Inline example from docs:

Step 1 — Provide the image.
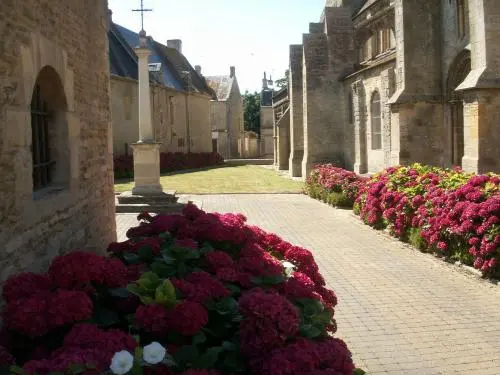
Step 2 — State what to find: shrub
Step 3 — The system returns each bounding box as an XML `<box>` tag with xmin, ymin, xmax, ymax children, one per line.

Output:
<box><xmin>0</xmin><ymin>204</ymin><xmax>362</xmax><ymax>375</ymax></box>
<box><xmin>305</xmin><ymin>164</ymin><xmax>368</xmax><ymax>208</ymax></box>
<box><xmin>114</xmin><ymin>152</ymin><xmax>225</xmax><ymax>179</ymax></box>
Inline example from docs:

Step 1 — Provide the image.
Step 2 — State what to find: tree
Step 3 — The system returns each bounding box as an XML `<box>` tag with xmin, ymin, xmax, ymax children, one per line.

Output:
<box><xmin>275</xmin><ymin>69</ymin><xmax>289</xmax><ymax>89</ymax></box>
<box><xmin>243</xmin><ymin>91</ymin><xmax>261</xmax><ymax>134</ymax></box>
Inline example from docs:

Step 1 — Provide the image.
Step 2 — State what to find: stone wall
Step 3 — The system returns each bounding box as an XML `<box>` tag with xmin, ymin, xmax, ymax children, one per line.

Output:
<box><xmin>111</xmin><ymin>76</ymin><xmax>211</xmax><ymax>156</ymax></box>
<box><xmin>289</xmin><ymin>45</ymin><xmax>304</xmax><ymax>177</ymax></box>
<box><xmin>227</xmin><ymin>80</ymin><xmax>244</xmax><ymax>158</ymax></box>
<box><xmin>0</xmin><ymin>0</ymin><xmax>115</xmax><ymax>283</ymax></box>
<box><xmin>260</xmin><ymin>107</ymin><xmax>274</xmax><ymax>157</ymax></box>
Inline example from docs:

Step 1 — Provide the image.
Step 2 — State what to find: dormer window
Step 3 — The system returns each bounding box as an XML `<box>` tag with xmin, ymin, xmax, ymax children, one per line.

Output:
<box><xmin>360</xmin><ymin>28</ymin><xmax>395</xmax><ymax>64</ymax></box>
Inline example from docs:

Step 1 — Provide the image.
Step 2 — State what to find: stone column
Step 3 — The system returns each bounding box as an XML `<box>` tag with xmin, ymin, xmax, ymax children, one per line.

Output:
<box><xmin>388</xmin><ymin>0</ymin><xmax>444</xmax><ymax>166</ymax></box>
<box><xmin>301</xmin><ymin>7</ymin><xmax>356</xmax><ymax>178</ymax></box>
<box><xmin>456</xmin><ymin>0</ymin><xmax>500</xmax><ymax>173</ymax></box>
<box><xmin>352</xmin><ymin>81</ymin><xmax>367</xmax><ymax>174</ymax></box>
<box><xmin>132</xmin><ymin>31</ymin><xmax>162</xmax><ymax>195</ymax></box>
<box><xmin>288</xmin><ymin>45</ymin><xmax>304</xmax><ymax>177</ymax></box>
<box><xmin>277</xmin><ymin>109</ymin><xmax>291</xmax><ymax>170</ymax></box>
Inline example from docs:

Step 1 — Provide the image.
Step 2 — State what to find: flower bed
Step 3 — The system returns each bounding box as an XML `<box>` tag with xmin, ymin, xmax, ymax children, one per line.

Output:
<box><xmin>114</xmin><ymin>152</ymin><xmax>224</xmax><ymax>179</ymax></box>
<box><xmin>356</xmin><ymin>164</ymin><xmax>500</xmax><ymax>276</ymax></box>
<box><xmin>305</xmin><ymin>164</ymin><xmax>368</xmax><ymax>208</ymax></box>
<box><xmin>305</xmin><ymin>163</ymin><xmax>500</xmax><ymax>277</ymax></box>
<box><xmin>0</xmin><ymin>204</ymin><xmax>363</xmax><ymax>375</ymax></box>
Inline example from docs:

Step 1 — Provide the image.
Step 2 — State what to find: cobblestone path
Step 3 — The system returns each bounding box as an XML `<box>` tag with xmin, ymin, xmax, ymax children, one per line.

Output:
<box><xmin>116</xmin><ymin>194</ymin><xmax>500</xmax><ymax>375</ymax></box>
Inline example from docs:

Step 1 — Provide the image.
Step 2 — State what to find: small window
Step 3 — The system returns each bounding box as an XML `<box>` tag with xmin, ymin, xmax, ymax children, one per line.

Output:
<box><xmin>169</xmin><ymin>96</ymin><xmax>175</xmax><ymax>124</ymax></box>
<box><xmin>31</xmin><ymin>84</ymin><xmax>54</xmax><ymax>191</ymax></box>
<box><xmin>371</xmin><ymin>33</ymin><xmax>379</xmax><ymax>58</ymax></box>
<box><xmin>177</xmin><ymin>137</ymin><xmax>185</xmax><ymax>148</ymax></box>
<box><xmin>371</xmin><ymin>91</ymin><xmax>382</xmax><ymax>150</ymax></box>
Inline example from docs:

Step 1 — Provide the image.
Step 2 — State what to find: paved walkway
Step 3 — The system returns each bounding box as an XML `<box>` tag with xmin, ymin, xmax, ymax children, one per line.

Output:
<box><xmin>116</xmin><ymin>194</ymin><xmax>500</xmax><ymax>375</ymax></box>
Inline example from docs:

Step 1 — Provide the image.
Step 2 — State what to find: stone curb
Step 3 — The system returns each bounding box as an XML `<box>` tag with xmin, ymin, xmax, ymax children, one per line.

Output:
<box><xmin>306</xmin><ymin>195</ymin><xmax>500</xmax><ymax>287</ymax></box>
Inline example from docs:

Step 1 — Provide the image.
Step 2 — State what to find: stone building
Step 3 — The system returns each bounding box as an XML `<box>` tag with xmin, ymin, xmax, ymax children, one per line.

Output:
<box><xmin>206</xmin><ymin>67</ymin><xmax>244</xmax><ymax>159</ymax></box>
<box><xmin>272</xmin><ymin>87</ymin><xmax>290</xmax><ymax>170</ymax></box>
<box><xmin>285</xmin><ymin>0</ymin><xmax>500</xmax><ymax>178</ymax></box>
<box><xmin>260</xmin><ymin>72</ymin><xmax>275</xmax><ymax>158</ymax></box>
<box><xmin>109</xmin><ymin>21</ymin><xmax>215</xmax><ymax>156</ymax></box>
<box><xmin>0</xmin><ymin>0</ymin><xmax>115</xmax><ymax>282</ymax></box>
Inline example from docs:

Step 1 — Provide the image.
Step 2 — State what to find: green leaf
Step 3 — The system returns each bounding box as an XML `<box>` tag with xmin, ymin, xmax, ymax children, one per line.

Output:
<box><xmin>139</xmin><ymin>295</ymin><xmax>155</xmax><ymax>305</ymax></box>
<box><xmin>69</xmin><ymin>364</ymin><xmax>86</xmax><ymax>374</ymax></box>
<box><xmin>354</xmin><ymin>369</ymin><xmax>367</xmax><ymax>375</ymax></box>
<box><xmin>123</xmin><ymin>252</ymin><xmax>141</xmax><ymax>264</ymax></box>
<box><xmin>151</xmin><ymin>262</ymin><xmax>176</xmax><ymax>278</ymax></box>
<box><xmin>194</xmin><ymin>346</ymin><xmax>224</xmax><ymax>369</ymax></box>
<box><xmin>108</xmin><ymin>287</ymin><xmax>132</xmax><ymax>298</ymax></box>
<box><xmin>251</xmin><ymin>274</ymin><xmax>285</xmax><ymax>286</ymax></box>
<box><xmin>129</xmin><ymin>362</ymin><xmax>143</xmax><ymax>375</ymax></box>
<box><xmin>135</xmin><ymin>347</ymin><xmax>144</xmax><ymax>362</ymax></box>
<box><xmin>138</xmin><ymin>272</ymin><xmax>161</xmax><ymax>291</ymax></box>
<box><xmin>222</xmin><ymin>341</ymin><xmax>238</xmax><ymax>351</ymax></box>
<box><xmin>93</xmin><ymin>307</ymin><xmax>120</xmax><ymax>327</ymax></box>
<box><xmin>138</xmin><ymin>246</ymin><xmax>155</xmax><ymax>262</ymax></box>
<box><xmin>300</xmin><ymin>324</ymin><xmax>322</xmax><ymax>338</ymax></box>
<box><xmin>127</xmin><ymin>283</ymin><xmax>146</xmax><ymax>297</ymax></box>
<box><xmin>9</xmin><ymin>366</ymin><xmax>26</xmax><ymax>375</ymax></box>
<box><xmin>173</xmin><ymin>345</ymin><xmax>199</xmax><ymax>364</ymax></box>
<box><xmin>155</xmin><ymin>279</ymin><xmax>177</xmax><ymax>307</ymax></box>
<box><xmin>192</xmin><ymin>331</ymin><xmax>207</xmax><ymax>345</ymax></box>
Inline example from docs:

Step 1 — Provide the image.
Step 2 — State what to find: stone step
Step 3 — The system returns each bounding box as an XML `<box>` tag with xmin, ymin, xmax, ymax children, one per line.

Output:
<box><xmin>115</xmin><ymin>202</ymin><xmax>185</xmax><ymax>214</ymax></box>
<box><xmin>117</xmin><ymin>191</ymin><xmax>178</xmax><ymax>204</ymax></box>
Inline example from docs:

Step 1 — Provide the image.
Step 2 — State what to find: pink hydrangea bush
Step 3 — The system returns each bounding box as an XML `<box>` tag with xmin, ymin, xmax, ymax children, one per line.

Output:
<box><xmin>355</xmin><ymin>164</ymin><xmax>500</xmax><ymax>276</ymax></box>
<box><xmin>0</xmin><ymin>204</ymin><xmax>362</xmax><ymax>375</ymax></box>
<box><xmin>306</xmin><ymin>164</ymin><xmax>368</xmax><ymax>208</ymax></box>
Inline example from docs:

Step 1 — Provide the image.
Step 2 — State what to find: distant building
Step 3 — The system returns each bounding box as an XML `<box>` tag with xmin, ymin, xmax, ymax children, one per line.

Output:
<box><xmin>260</xmin><ymin>72</ymin><xmax>274</xmax><ymax>158</ymax></box>
<box><xmin>108</xmin><ymin>19</ymin><xmax>215</xmax><ymax>156</ymax></box>
<box><xmin>205</xmin><ymin>67</ymin><xmax>244</xmax><ymax>159</ymax></box>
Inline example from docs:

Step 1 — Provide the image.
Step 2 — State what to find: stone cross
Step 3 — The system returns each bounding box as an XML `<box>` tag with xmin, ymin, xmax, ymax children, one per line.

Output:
<box><xmin>132</xmin><ymin>0</ymin><xmax>153</xmax><ymax>32</ymax></box>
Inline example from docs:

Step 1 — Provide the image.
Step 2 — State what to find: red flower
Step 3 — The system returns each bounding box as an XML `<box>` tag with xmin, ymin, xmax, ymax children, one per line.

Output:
<box><xmin>283</xmin><ymin>272</ymin><xmax>317</xmax><ymax>300</ymax></box>
<box><xmin>205</xmin><ymin>251</ymin><xmax>236</xmax><ymax>270</ymax></box>
<box><xmin>239</xmin><ymin>288</ymin><xmax>299</xmax><ymax>356</ymax></box>
<box><xmin>183</xmin><ymin>202</ymin><xmax>205</xmax><ymax>220</ymax></box>
<box><xmin>2</xmin><ymin>272</ymin><xmax>52</xmax><ymax>303</ymax></box>
<box><xmin>180</xmin><ymin>370</ymin><xmax>222</xmax><ymax>375</ymax></box>
<box><xmin>63</xmin><ymin>324</ymin><xmax>137</xmax><ymax>354</ymax></box>
<box><xmin>47</xmin><ymin>291</ymin><xmax>93</xmax><ymax>329</ymax></box>
<box><xmin>107</xmin><ymin>240</ymin><xmax>136</xmax><ymax>255</ymax></box>
<box><xmin>172</xmin><ymin>272</ymin><xmax>230</xmax><ymax>303</ymax></box>
<box><xmin>167</xmin><ymin>301</ymin><xmax>208</xmax><ymax>336</ymax></box>
<box><xmin>4</xmin><ymin>293</ymin><xmax>49</xmax><ymax>337</ymax></box>
<box><xmin>239</xmin><ymin>243</ymin><xmax>283</xmax><ymax>277</ymax></box>
<box><xmin>135</xmin><ymin>304</ymin><xmax>169</xmax><ymax>336</ymax></box>
<box><xmin>48</xmin><ymin>251</ymin><xmax>105</xmax><ymax>289</ymax></box>
<box><xmin>102</xmin><ymin>258</ymin><xmax>129</xmax><ymax>288</ymax></box>
<box><xmin>0</xmin><ymin>345</ymin><xmax>14</xmax><ymax>365</ymax></box>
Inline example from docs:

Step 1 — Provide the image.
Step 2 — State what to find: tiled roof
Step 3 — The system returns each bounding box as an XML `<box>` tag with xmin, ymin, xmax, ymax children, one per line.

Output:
<box><xmin>205</xmin><ymin>75</ymin><xmax>234</xmax><ymax>101</ymax></box>
<box><xmin>108</xmin><ymin>23</ymin><xmax>215</xmax><ymax>98</ymax></box>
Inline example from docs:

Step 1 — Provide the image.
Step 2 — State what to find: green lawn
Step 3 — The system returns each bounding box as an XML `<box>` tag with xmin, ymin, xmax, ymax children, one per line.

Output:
<box><xmin>114</xmin><ymin>165</ymin><xmax>304</xmax><ymax>194</ymax></box>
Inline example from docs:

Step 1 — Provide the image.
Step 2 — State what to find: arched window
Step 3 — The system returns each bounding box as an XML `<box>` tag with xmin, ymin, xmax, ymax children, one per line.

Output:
<box><xmin>30</xmin><ymin>66</ymin><xmax>68</xmax><ymax>192</ymax></box>
<box><xmin>457</xmin><ymin>0</ymin><xmax>468</xmax><ymax>39</ymax></box>
<box><xmin>371</xmin><ymin>91</ymin><xmax>382</xmax><ymax>150</ymax></box>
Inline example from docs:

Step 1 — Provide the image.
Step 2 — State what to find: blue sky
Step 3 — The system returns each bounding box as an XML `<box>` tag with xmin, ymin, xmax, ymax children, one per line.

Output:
<box><xmin>108</xmin><ymin>0</ymin><xmax>326</xmax><ymax>93</ymax></box>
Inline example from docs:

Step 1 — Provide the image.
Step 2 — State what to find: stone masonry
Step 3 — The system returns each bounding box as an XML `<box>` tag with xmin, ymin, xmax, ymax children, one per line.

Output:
<box><xmin>284</xmin><ymin>0</ymin><xmax>500</xmax><ymax>179</ymax></box>
<box><xmin>0</xmin><ymin>0</ymin><xmax>116</xmax><ymax>283</ymax></box>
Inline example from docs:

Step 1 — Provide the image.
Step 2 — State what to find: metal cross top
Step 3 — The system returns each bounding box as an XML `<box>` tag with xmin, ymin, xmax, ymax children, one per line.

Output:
<box><xmin>132</xmin><ymin>0</ymin><xmax>153</xmax><ymax>31</ymax></box>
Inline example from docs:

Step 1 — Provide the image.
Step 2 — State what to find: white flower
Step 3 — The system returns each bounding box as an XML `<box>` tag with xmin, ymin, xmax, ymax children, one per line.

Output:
<box><xmin>143</xmin><ymin>342</ymin><xmax>167</xmax><ymax>365</ymax></box>
<box><xmin>282</xmin><ymin>261</ymin><xmax>295</xmax><ymax>269</ymax></box>
<box><xmin>110</xmin><ymin>351</ymin><xmax>134</xmax><ymax>375</ymax></box>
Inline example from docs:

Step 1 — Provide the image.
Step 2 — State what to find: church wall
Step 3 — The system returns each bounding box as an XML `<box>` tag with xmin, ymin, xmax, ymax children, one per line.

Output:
<box><xmin>0</xmin><ymin>0</ymin><xmax>115</xmax><ymax>283</ymax></box>
<box><xmin>345</xmin><ymin>60</ymin><xmax>396</xmax><ymax>173</ymax></box>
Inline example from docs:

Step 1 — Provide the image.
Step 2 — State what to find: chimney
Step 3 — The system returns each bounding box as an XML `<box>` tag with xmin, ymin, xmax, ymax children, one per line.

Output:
<box><xmin>195</xmin><ymin>65</ymin><xmax>202</xmax><ymax>75</ymax></box>
<box><xmin>167</xmin><ymin>39</ymin><xmax>182</xmax><ymax>53</ymax></box>
<box><xmin>230</xmin><ymin>66</ymin><xmax>235</xmax><ymax>78</ymax></box>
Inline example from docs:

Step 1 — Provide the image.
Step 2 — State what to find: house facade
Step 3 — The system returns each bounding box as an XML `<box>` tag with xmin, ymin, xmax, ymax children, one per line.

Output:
<box><xmin>206</xmin><ymin>67</ymin><xmax>244</xmax><ymax>159</ymax></box>
<box><xmin>109</xmin><ymin>21</ymin><xmax>215</xmax><ymax>157</ymax></box>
